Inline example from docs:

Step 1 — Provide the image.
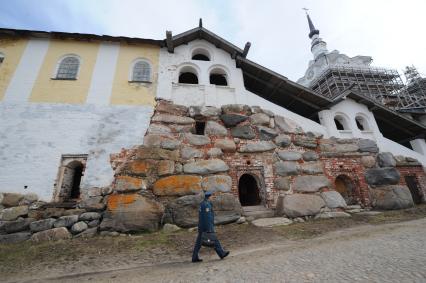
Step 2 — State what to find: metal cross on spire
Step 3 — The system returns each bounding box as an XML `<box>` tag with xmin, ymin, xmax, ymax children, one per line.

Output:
<box><xmin>302</xmin><ymin>7</ymin><xmax>309</xmax><ymax>15</ymax></box>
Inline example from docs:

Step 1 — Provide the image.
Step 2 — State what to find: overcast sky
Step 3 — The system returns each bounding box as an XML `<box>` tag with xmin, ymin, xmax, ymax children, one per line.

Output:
<box><xmin>1</xmin><ymin>0</ymin><xmax>425</xmax><ymax>81</ymax></box>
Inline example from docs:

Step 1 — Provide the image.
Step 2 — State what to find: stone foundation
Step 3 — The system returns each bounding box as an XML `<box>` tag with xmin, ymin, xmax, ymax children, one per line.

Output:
<box><xmin>1</xmin><ymin>99</ymin><xmax>426</xmax><ymax>242</ymax></box>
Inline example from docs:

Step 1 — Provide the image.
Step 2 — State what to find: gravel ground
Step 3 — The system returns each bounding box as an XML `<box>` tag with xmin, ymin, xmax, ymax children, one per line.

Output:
<box><xmin>29</xmin><ymin>218</ymin><xmax>426</xmax><ymax>283</ymax></box>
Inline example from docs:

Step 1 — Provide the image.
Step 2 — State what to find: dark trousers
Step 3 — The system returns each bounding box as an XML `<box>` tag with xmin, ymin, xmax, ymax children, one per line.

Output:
<box><xmin>192</xmin><ymin>232</ymin><xmax>226</xmax><ymax>260</ymax></box>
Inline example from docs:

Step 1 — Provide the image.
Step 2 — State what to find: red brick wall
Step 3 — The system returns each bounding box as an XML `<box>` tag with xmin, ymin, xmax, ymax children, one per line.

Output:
<box><xmin>397</xmin><ymin>165</ymin><xmax>426</xmax><ymax>202</ymax></box>
<box><xmin>322</xmin><ymin>156</ymin><xmax>371</xmax><ymax>206</ymax></box>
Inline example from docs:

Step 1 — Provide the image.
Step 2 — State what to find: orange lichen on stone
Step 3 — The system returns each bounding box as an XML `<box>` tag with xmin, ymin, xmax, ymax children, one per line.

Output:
<box><xmin>107</xmin><ymin>194</ymin><xmax>138</xmax><ymax>211</ymax></box>
<box><xmin>153</xmin><ymin>175</ymin><xmax>202</xmax><ymax>196</ymax></box>
<box><xmin>115</xmin><ymin>175</ymin><xmax>144</xmax><ymax>188</ymax></box>
<box><xmin>125</xmin><ymin>159</ymin><xmax>157</xmax><ymax>176</ymax></box>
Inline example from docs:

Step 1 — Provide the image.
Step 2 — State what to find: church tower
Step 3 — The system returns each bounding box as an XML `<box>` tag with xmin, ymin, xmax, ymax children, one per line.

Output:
<box><xmin>306</xmin><ymin>12</ymin><xmax>328</xmax><ymax>60</ymax></box>
<box><xmin>297</xmin><ymin>11</ymin><xmax>422</xmax><ymax>113</ymax></box>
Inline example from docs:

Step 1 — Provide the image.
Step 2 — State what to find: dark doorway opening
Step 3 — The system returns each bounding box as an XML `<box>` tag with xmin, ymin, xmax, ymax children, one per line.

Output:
<box><xmin>70</xmin><ymin>163</ymin><xmax>83</xmax><ymax>199</ymax></box>
<box><xmin>61</xmin><ymin>160</ymin><xmax>84</xmax><ymax>201</ymax></box>
<box><xmin>195</xmin><ymin>121</ymin><xmax>206</xmax><ymax>135</ymax></box>
<box><xmin>238</xmin><ymin>174</ymin><xmax>261</xmax><ymax>206</ymax></box>
<box><xmin>179</xmin><ymin>72</ymin><xmax>198</xmax><ymax>84</ymax></box>
<box><xmin>210</xmin><ymin>74</ymin><xmax>227</xmax><ymax>86</ymax></box>
<box><xmin>405</xmin><ymin>176</ymin><xmax>422</xmax><ymax>204</ymax></box>
<box><xmin>335</xmin><ymin>175</ymin><xmax>356</xmax><ymax>205</ymax></box>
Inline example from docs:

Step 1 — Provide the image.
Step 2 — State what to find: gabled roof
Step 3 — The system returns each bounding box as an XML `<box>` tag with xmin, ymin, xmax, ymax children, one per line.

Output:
<box><xmin>332</xmin><ymin>90</ymin><xmax>426</xmax><ymax>143</ymax></box>
<box><xmin>166</xmin><ymin>26</ymin><xmax>245</xmax><ymax>57</ymax></box>
<box><xmin>164</xmin><ymin>23</ymin><xmax>334</xmax><ymax>119</ymax></box>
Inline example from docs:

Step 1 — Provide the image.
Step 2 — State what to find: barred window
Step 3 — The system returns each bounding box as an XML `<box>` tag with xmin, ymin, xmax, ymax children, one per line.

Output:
<box><xmin>132</xmin><ymin>61</ymin><xmax>151</xmax><ymax>82</ymax></box>
<box><xmin>56</xmin><ymin>56</ymin><xmax>79</xmax><ymax>79</ymax></box>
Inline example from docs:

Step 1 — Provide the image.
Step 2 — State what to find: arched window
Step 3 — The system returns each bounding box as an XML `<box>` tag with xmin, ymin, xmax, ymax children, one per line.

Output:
<box><xmin>179</xmin><ymin>72</ymin><xmax>198</xmax><ymax>84</ymax></box>
<box><xmin>56</xmin><ymin>56</ymin><xmax>80</xmax><ymax>79</ymax></box>
<box><xmin>191</xmin><ymin>48</ymin><xmax>210</xmax><ymax>61</ymax></box>
<box><xmin>334</xmin><ymin>115</ymin><xmax>350</xmax><ymax>130</ymax></box>
<box><xmin>209</xmin><ymin>68</ymin><xmax>228</xmax><ymax>86</ymax></box>
<box><xmin>132</xmin><ymin>60</ymin><xmax>151</xmax><ymax>82</ymax></box>
<box><xmin>355</xmin><ymin>116</ymin><xmax>369</xmax><ymax>131</ymax></box>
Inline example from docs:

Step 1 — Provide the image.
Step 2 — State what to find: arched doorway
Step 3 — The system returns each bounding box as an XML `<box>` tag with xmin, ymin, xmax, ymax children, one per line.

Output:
<box><xmin>61</xmin><ymin>160</ymin><xmax>84</xmax><ymax>201</ymax></box>
<box><xmin>238</xmin><ymin>174</ymin><xmax>261</xmax><ymax>206</ymax></box>
<box><xmin>335</xmin><ymin>175</ymin><xmax>356</xmax><ymax>205</ymax></box>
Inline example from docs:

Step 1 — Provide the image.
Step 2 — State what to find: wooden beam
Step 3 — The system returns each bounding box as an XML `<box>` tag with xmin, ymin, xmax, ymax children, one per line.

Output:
<box><xmin>242</xmin><ymin>42</ymin><xmax>251</xmax><ymax>58</ymax></box>
<box><xmin>243</xmin><ymin>71</ymin><xmax>320</xmax><ymax>110</ymax></box>
<box><xmin>375</xmin><ymin>116</ymin><xmax>415</xmax><ymax>136</ymax></box>
<box><xmin>166</xmin><ymin>31</ymin><xmax>174</xmax><ymax>53</ymax></box>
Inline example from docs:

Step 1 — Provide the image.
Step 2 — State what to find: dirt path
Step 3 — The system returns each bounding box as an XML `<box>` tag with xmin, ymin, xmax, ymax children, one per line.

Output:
<box><xmin>17</xmin><ymin>218</ymin><xmax>426</xmax><ymax>283</ymax></box>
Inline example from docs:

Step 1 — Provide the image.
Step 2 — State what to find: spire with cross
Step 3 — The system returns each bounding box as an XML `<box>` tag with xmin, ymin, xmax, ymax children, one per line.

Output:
<box><xmin>303</xmin><ymin>8</ymin><xmax>320</xmax><ymax>39</ymax></box>
<box><xmin>302</xmin><ymin>9</ymin><xmax>328</xmax><ymax>59</ymax></box>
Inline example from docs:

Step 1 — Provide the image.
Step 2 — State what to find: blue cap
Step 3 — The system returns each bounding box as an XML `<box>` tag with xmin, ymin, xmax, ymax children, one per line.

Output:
<box><xmin>204</xmin><ymin>191</ymin><xmax>212</xmax><ymax>197</ymax></box>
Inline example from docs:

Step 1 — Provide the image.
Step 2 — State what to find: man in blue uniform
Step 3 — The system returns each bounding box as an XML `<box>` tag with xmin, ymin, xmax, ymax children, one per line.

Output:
<box><xmin>192</xmin><ymin>191</ymin><xmax>230</xmax><ymax>262</ymax></box>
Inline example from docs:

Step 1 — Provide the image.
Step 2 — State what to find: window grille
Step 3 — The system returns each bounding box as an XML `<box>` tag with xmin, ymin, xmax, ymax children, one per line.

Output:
<box><xmin>132</xmin><ymin>61</ymin><xmax>151</xmax><ymax>82</ymax></box>
<box><xmin>56</xmin><ymin>56</ymin><xmax>79</xmax><ymax>79</ymax></box>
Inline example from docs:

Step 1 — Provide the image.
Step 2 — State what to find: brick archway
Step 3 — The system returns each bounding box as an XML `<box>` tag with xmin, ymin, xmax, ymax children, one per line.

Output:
<box><xmin>233</xmin><ymin>166</ymin><xmax>267</xmax><ymax>207</ymax></box>
<box><xmin>322</xmin><ymin>157</ymin><xmax>370</xmax><ymax>206</ymax></box>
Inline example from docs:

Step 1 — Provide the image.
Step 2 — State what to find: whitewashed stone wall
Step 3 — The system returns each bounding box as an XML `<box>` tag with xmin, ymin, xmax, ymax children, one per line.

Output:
<box><xmin>319</xmin><ymin>98</ymin><xmax>426</xmax><ymax>166</ymax></box>
<box><xmin>157</xmin><ymin>39</ymin><xmax>327</xmax><ymax>136</ymax></box>
<box><xmin>0</xmin><ymin>102</ymin><xmax>153</xmax><ymax>201</ymax></box>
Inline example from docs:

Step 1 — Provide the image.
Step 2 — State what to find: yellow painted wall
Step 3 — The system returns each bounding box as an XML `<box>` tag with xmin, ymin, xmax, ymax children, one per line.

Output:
<box><xmin>30</xmin><ymin>39</ymin><xmax>99</xmax><ymax>104</ymax></box>
<box><xmin>0</xmin><ymin>38</ymin><xmax>28</xmax><ymax>100</ymax></box>
<box><xmin>110</xmin><ymin>43</ymin><xmax>159</xmax><ymax>105</ymax></box>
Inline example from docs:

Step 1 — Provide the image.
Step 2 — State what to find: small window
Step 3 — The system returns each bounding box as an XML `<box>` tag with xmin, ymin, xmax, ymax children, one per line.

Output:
<box><xmin>56</xmin><ymin>56</ymin><xmax>80</xmax><ymax>80</ymax></box>
<box><xmin>334</xmin><ymin>118</ymin><xmax>344</xmax><ymax>130</ymax></box>
<box><xmin>0</xmin><ymin>53</ymin><xmax>4</xmax><ymax>64</ymax></box>
<box><xmin>179</xmin><ymin>72</ymin><xmax>198</xmax><ymax>84</ymax></box>
<box><xmin>210</xmin><ymin>68</ymin><xmax>228</xmax><ymax>86</ymax></box>
<box><xmin>132</xmin><ymin>60</ymin><xmax>151</xmax><ymax>82</ymax></box>
<box><xmin>195</xmin><ymin>121</ymin><xmax>206</xmax><ymax>135</ymax></box>
<box><xmin>210</xmin><ymin>74</ymin><xmax>228</xmax><ymax>86</ymax></box>
<box><xmin>191</xmin><ymin>48</ymin><xmax>210</xmax><ymax>61</ymax></box>
<box><xmin>355</xmin><ymin>116</ymin><xmax>369</xmax><ymax>131</ymax></box>
<box><xmin>192</xmin><ymin>54</ymin><xmax>210</xmax><ymax>61</ymax></box>
<box><xmin>334</xmin><ymin>115</ymin><xmax>350</xmax><ymax>130</ymax></box>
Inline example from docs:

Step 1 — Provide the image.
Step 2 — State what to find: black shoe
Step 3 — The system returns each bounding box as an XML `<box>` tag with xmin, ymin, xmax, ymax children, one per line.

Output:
<box><xmin>220</xmin><ymin>251</ymin><xmax>230</xmax><ymax>259</ymax></box>
<box><xmin>192</xmin><ymin>258</ymin><xmax>203</xmax><ymax>263</ymax></box>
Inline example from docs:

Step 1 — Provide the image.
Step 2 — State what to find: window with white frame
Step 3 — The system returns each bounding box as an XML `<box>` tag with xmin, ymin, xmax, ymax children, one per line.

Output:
<box><xmin>192</xmin><ymin>48</ymin><xmax>211</xmax><ymax>61</ymax></box>
<box><xmin>355</xmin><ymin>115</ymin><xmax>370</xmax><ymax>131</ymax></box>
<box><xmin>56</xmin><ymin>56</ymin><xmax>80</xmax><ymax>79</ymax></box>
<box><xmin>334</xmin><ymin>114</ymin><xmax>350</xmax><ymax>131</ymax></box>
<box><xmin>209</xmin><ymin>68</ymin><xmax>228</xmax><ymax>86</ymax></box>
<box><xmin>132</xmin><ymin>60</ymin><xmax>151</xmax><ymax>82</ymax></box>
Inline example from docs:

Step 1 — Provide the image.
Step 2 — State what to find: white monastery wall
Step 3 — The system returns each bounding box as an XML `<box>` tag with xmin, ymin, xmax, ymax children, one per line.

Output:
<box><xmin>157</xmin><ymin>39</ymin><xmax>328</xmax><ymax>135</ymax></box>
<box><xmin>319</xmin><ymin>98</ymin><xmax>426</xmax><ymax>166</ymax></box>
<box><xmin>0</xmin><ymin>102</ymin><xmax>153</xmax><ymax>201</ymax></box>
<box><xmin>0</xmin><ymin>38</ymin><xmax>154</xmax><ymax>200</ymax></box>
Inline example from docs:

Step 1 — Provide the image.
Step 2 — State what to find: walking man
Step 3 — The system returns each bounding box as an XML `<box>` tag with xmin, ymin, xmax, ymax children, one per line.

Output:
<box><xmin>192</xmin><ymin>191</ymin><xmax>230</xmax><ymax>262</ymax></box>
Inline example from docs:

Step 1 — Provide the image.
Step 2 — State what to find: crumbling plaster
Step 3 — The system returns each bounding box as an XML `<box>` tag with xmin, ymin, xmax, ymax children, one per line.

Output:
<box><xmin>0</xmin><ymin>102</ymin><xmax>153</xmax><ymax>201</ymax></box>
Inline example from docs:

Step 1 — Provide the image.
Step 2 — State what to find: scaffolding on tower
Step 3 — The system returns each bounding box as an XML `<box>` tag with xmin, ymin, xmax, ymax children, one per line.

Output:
<box><xmin>307</xmin><ymin>64</ymin><xmax>426</xmax><ymax>113</ymax></box>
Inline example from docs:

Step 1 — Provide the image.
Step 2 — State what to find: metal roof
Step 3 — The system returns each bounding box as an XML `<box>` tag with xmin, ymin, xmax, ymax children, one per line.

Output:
<box><xmin>0</xmin><ymin>28</ymin><xmax>164</xmax><ymax>46</ymax></box>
